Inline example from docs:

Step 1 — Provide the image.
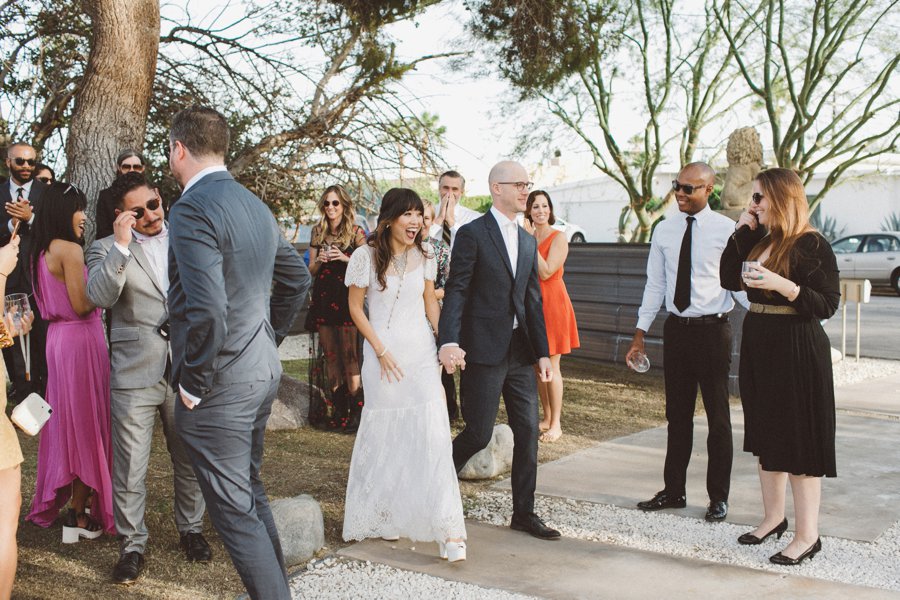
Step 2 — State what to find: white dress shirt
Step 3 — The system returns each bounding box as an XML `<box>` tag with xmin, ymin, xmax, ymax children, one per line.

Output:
<box><xmin>489</xmin><ymin>206</ymin><xmax>520</xmax><ymax>327</ymax></box>
<box><xmin>7</xmin><ymin>179</ymin><xmax>35</xmax><ymax>232</ymax></box>
<box><xmin>114</xmin><ymin>225</ymin><xmax>170</xmax><ymax>292</ymax></box>
<box><xmin>636</xmin><ymin>204</ymin><xmax>737</xmax><ymax>332</ymax></box>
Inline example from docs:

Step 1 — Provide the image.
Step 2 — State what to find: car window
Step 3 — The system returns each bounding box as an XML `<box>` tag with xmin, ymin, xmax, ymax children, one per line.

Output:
<box><xmin>831</xmin><ymin>236</ymin><xmax>863</xmax><ymax>254</ymax></box>
<box><xmin>864</xmin><ymin>235</ymin><xmax>898</xmax><ymax>253</ymax></box>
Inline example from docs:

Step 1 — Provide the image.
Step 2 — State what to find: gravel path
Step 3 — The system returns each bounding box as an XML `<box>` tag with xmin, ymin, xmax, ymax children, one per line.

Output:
<box><xmin>289</xmin><ymin>557</ymin><xmax>537</xmax><ymax>599</ymax></box>
<box><xmin>468</xmin><ymin>491</ymin><xmax>900</xmax><ymax>592</ymax></box>
<box><xmin>832</xmin><ymin>357</ymin><xmax>900</xmax><ymax>387</ymax></box>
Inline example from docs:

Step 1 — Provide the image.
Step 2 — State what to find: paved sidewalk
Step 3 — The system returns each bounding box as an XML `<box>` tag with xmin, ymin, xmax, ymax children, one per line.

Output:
<box><xmin>318</xmin><ymin>370</ymin><xmax>900</xmax><ymax>598</ymax></box>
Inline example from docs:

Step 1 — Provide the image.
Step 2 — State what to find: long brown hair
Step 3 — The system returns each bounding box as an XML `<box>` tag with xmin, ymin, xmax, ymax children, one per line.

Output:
<box><xmin>525</xmin><ymin>189</ymin><xmax>556</xmax><ymax>225</ymax></box>
<box><xmin>369</xmin><ymin>188</ymin><xmax>428</xmax><ymax>290</ymax></box>
<box><xmin>311</xmin><ymin>184</ymin><xmax>358</xmax><ymax>249</ymax></box>
<box><xmin>747</xmin><ymin>168</ymin><xmax>816</xmax><ymax>280</ymax></box>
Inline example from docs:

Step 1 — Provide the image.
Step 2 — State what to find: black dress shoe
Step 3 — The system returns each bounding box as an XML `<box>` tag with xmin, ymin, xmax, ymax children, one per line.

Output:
<box><xmin>510</xmin><ymin>513</ymin><xmax>561</xmax><ymax>540</ymax></box>
<box><xmin>112</xmin><ymin>551</ymin><xmax>144</xmax><ymax>585</ymax></box>
<box><xmin>180</xmin><ymin>531</ymin><xmax>212</xmax><ymax>562</ymax></box>
<box><xmin>705</xmin><ymin>500</ymin><xmax>728</xmax><ymax>522</ymax></box>
<box><xmin>738</xmin><ymin>518</ymin><xmax>788</xmax><ymax>545</ymax></box>
<box><xmin>770</xmin><ymin>538</ymin><xmax>821</xmax><ymax>565</ymax></box>
<box><xmin>636</xmin><ymin>490</ymin><xmax>686</xmax><ymax>511</ymax></box>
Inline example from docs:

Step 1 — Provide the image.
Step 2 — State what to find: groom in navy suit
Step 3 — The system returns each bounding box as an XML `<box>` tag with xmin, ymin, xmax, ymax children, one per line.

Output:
<box><xmin>438</xmin><ymin>160</ymin><xmax>559</xmax><ymax>540</ymax></box>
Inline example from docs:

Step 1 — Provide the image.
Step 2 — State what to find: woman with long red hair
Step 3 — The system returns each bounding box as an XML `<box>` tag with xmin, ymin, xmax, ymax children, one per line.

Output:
<box><xmin>721</xmin><ymin>168</ymin><xmax>840</xmax><ymax>566</ymax></box>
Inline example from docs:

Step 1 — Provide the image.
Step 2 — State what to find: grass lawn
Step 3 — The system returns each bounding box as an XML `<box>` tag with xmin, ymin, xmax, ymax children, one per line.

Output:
<box><xmin>11</xmin><ymin>357</ymin><xmax>667</xmax><ymax>599</ymax></box>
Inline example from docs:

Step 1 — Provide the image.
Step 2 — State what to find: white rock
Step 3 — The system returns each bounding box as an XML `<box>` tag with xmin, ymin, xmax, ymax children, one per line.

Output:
<box><xmin>268</xmin><ymin>375</ymin><xmax>312</xmax><ymax>430</ymax></box>
<box><xmin>271</xmin><ymin>494</ymin><xmax>325</xmax><ymax>565</ymax></box>
<box><xmin>458</xmin><ymin>424</ymin><xmax>514</xmax><ymax>480</ymax></box>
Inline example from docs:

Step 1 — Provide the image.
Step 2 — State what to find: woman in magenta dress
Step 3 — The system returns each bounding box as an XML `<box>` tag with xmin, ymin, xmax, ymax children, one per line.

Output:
<box><xmin>26</xmin><ymin>183</ymin><xmax>113</xmax><ymax>541</ymax></box>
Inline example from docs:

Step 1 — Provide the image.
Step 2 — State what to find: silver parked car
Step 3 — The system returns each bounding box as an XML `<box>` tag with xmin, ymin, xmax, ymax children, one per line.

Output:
<box><xmin>831</xmin><ymin>231</ymin><xmax>900</xmax><ymax>295</ymax></box>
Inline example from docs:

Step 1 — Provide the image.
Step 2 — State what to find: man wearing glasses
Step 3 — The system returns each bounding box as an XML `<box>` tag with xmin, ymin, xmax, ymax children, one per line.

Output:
<box><xmin>627</xmin><ymin>162</ymin><xmax>737</xmax><ymax>523</ymax></box>
<box><xmin>86</xmin><ymin>172</ymin><xmax>209</xmax><ymax>586</ymax></box>
<box><xmin>95</xmin><ymin>149</ymin><xmax>147</xmax><ymax>240</ymax></box>
<box><xmin>439</xmin><ymin>160</ymin><xmax>559</xmax><ymax>541</ymax></box>
<box><xmin>1</xmin><ymin>142</ymin><xmax>48</xmax><ymax>402</ymax></box>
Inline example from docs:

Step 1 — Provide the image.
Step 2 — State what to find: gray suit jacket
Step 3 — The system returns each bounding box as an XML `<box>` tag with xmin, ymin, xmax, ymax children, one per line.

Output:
<box><xmin>86</xmin><ymin>235</ymin><xmax>170</xmax><ymax>389</ymax></box>
<box><xmin>167</xmin><ymin>170</ymin><xmax>310</xmax><ymax>398</ymax></box>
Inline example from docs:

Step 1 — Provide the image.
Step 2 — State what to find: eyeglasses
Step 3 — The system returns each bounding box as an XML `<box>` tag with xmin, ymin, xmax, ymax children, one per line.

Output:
<box><xmin>131</xmin><ymin>198</ymin><xmax>161</xmax><ymax>220</ymax></box>
<box><xmin>497</xmin><ymin>181</ymin><xmax>534</xmax><ymax>192</ymax></box>
<box><xmin>322</xmin><ymin>200</ymin><xmax>341</xmax><ymax>208</ymax></box>
<box><xmin>751</xmin><ymin>193</ymin><xmax>764</xmax><ymax>204</ymax></box>
<box><xmin>36</xmin><ymin>176</ymin><xmax>52</xmax><ymax>184</ymax></box>
<box><xmin>672</xmin><ymin>180</ymin><xmax>708</xmax><ymax>195</ymax></box>
<box><xmin>120</xmin><ymin>163</ymin><xmax>144</xmax><ymax>172</ymax></box>
<box><xmin>10</xmin><ymin>157</ymin><xmax>36</xmax><ymax>167</ymax></box>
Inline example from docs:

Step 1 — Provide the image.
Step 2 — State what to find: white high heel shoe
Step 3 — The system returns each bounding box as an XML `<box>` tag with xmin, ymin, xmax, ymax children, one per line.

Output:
<box><xmin>438</xmin><ymin>540</ymin><xmax>466</xmax><ymax>562</ymax></box>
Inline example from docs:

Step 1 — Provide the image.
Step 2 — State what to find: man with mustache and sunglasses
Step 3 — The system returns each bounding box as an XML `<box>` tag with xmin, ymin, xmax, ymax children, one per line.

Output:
<box><xmin>86</xmin><ymin>172</ymin><xmax>209</xmax><ymax>586</ymax></box>
<box><xmin>1</xmin><ymin>142</ymin><xmax>48</xmax><ymax>403</ymax></box>
<box><xmin>627</xmin><ymin>162</ymin><xmax>741</xmax><ymax>524</ymax></box>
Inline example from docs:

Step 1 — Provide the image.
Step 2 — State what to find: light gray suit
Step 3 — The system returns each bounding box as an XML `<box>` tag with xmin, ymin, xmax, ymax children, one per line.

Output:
<box><xmin>168</xmin><ymin>170</ymin><xmax>309</xmax><ymax>600</ymax></box>
<box><xmin>86</xmin><ymin>233</ymin><xmax>205</xmax><ymax>555</ymax></box>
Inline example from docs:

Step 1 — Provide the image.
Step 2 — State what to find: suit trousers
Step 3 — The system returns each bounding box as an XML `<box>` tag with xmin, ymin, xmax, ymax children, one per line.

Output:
<box><xmin>112</xmin><ymin>379</ymin><xmax>205</xmax><ymax>554</ymax></box>
<box><xmin>661</xmin><ymin>315</ymin><xmax>733</xmax><ymax>502</ymax></box>
<box><xmin>453</xmin><ymin>329</ymin><xmax>539</xmax><ymax>518</ymax></box>
<box><xmin>442</xmin><ymin>370</ymin><xmax>458</xmax><ymax>420</ymax></box>
<box><xmin>175</xmin><ymin>378</ymin><xmax>289</xmax><ymax>600</ymax></box>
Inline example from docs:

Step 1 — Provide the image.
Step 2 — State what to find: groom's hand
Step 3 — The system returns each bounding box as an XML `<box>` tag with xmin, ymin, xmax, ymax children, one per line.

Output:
<box><xmin>439</xmin><ymin>345</ymin><xmax>466</xmax><ymax>374</ymax></box>
<box><xmin>537</xmin><ymin>357</ymin><xmax>553</xmax><ymax>382</ymax></box>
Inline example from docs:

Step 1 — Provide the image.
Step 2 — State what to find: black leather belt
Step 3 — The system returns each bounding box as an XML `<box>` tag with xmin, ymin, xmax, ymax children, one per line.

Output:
<box><xmin>669</xmin><ymin>313</ymin><xmax>728</xmax><ymax>326</ymax></box>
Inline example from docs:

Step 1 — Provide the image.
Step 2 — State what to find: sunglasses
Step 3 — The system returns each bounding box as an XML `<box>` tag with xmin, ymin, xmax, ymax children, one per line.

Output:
<box><xmin>751</xmin><ymin>193</ymin><xmax>764</xmax><ymax>204</ymax></box>
<box><xmin>120</xmin><ymin>163</ymin><xmax>144</xmax><ymax>172</ymax></box>
<box><xmin>131</xmin><ymin>198</ymin><xmax>161</xmax><ymax>220</ymax></box>
<box><xmin>322</xmin><ymin>200</ymin><xmax>341</xmax><ymax>208</ymax></box>
<box><xmin>11</xmin><ymin>157</ymin><xmax>36</xmax><ymax>167</ymax></box>
<box><xmin>672</xmin><ymin>180</ymin><xmax>707</xmax><ymax>195</ymax></box>
<box><xmin>35</xmin><ymin>176</ymin><xmax>52</xmax><ymax>184</ymax></box>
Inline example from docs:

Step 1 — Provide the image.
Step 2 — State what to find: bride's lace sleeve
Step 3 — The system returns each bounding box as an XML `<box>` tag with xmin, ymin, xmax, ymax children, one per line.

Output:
<box><xmin>422</xmin><ymin>242</ymin><xmax>437</xmax><ymax>282</ymax></box>
<box><xmin>345</xmin><ymin>246</ymin><xmax>371</xmax><ymax>288</ymax></box>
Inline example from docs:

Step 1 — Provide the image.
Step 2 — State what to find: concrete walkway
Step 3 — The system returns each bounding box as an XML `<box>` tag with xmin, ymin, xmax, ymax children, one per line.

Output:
<box><xmin>332</xmin><ymin>371</ymin><xmax>900</xmax><ymax>598</ymax></box>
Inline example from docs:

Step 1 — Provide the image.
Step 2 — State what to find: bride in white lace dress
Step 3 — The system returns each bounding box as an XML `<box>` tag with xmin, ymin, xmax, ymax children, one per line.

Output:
<box><xmin>341</xmin><ymin>188</ymin><xmax>467</xmax><ymax>561</ymax></box>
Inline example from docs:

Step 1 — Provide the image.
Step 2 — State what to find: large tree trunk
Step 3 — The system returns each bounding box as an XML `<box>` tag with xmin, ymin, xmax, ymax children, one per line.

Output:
<box><xmin>65</xmin><ymin>0</ymin><xmax>160</xmax><ymax>243</ymax></box>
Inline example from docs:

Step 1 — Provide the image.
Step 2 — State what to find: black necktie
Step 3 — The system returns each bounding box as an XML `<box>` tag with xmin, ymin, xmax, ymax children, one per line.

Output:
<box><xmin>442</xmin><ymin>221</ymin><xmax>452</xmax><ymax>246</ymax></box>
<box><xmin>16</xmin><ymin>187</ymin><xmax>24</xmax><ymax>200</ymax></box>
<box><xmin>674</xmin><ymin>216</ymin><xmax>695</xmax><ymax>313</ymax></box>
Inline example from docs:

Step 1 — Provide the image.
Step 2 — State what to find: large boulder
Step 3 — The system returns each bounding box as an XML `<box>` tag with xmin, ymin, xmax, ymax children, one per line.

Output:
<box><xmin>267</xmin><ymin>375</ymin><xmax>312</xmax><ymax>430</ymax></box>
<box><xmin>458</xmin><ymin>424</ymin><xmax>514</xmax><ymax>480</ymax></box>
<box><xmin>271</xmin><ymin>494</ymin><xmax>325</xmax><ymax>565</ymax></box>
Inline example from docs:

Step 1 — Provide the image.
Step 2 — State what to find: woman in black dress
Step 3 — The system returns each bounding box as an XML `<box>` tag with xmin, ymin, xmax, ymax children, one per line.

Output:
<box><xmin>307</xmin><ymin>185</ymin><xmax>366</xmax><ymax>431</ymax></box>
<box><xmin>721</xmin><ymin>168</ymin><xmax>840</xmax><ymax>566</ymax></box>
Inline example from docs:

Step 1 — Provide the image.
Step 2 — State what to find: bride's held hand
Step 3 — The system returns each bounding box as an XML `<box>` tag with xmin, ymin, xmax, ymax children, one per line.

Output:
<box><xmin>377</xmin><ymin>348</ymin><xmax>404</xmax><ymax>383</ymax></box>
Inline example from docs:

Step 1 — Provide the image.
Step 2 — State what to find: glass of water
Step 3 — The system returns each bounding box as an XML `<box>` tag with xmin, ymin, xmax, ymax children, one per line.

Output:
<box><xmin>627</xmin><ymin>351</ymin><xmax>650</xmax><ymax>373</ymax></box>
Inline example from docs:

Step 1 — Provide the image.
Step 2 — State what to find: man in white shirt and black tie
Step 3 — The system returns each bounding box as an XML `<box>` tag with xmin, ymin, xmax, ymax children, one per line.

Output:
<box><xmin>626</xmin><ymin>162</ymin><xmax>735</xmax><ymax>523</ymax></box>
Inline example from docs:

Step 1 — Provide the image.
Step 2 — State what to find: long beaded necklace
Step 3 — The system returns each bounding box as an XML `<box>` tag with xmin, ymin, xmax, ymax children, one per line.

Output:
<box><xmin>385</xmin><ymin>248</ymin><xmax>408</xmax><ymax>329</ymax></box>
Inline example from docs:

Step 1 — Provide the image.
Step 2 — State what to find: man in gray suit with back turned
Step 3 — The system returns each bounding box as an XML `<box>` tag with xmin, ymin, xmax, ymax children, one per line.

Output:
<box><xmin>166</xmin><ymin>106</ymin><xmax>310</xmax><ymax>600</ymax></box>
<box><xmin>87</xmin><ymin>171</ymin><xmax>209</xmax><ymax>586</ymax></box>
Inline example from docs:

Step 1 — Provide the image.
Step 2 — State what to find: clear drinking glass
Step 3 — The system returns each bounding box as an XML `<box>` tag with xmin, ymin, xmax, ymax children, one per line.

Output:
<box><xmin>742</xmin><ymin>260</ymin><xmax>761</xmax><ymax>280</ymax></box>
<box><xmin>627</xmin><ymin>351</ymin><xmax>650</xmax><ymax>373</ymax></box>
<box><xmin>4</xmin><ymin>293</ymin><xmax>31</xmax><ymax>335</ymax></box>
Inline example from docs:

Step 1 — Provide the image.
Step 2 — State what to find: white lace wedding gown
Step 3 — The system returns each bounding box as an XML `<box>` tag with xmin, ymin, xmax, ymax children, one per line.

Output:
<box><xmin>341</xmin><ymin>243</ymin><xmax>466</xmax><ymax>543</ymax></box>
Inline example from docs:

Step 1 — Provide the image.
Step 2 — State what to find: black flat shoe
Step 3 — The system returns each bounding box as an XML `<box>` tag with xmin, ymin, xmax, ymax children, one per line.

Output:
<box><xmin>112</xmin><ymin>551</ymin><xmax>144</xmax><ymax>585</ymax></box>
<box><xmin>510</xmin><ymin>513</ymin><xmax>561</xmax><ymax>540</ymax></box>
<box><xmin>705</xmin><ymin>500</ymin><xmax>728</xmax><ymax>522</ymax></box>
<box><xmin>180</xmin><ymin>531</ymin><xmax>212</xmax><ymax>562</ymax></box>
<box><xmin>636</xmin><ymin>490</ymin><xmax>686</xmax><ymax>511</ymax></box>
<box><xmin>738</xmin><ymin>518</ymin><xmax>788</xmax><ymax>545</ymax></box>
<box><xmin>770</xmin><ymin>537</ymin><xmax>821</xmax><ymax>565</ymax></box>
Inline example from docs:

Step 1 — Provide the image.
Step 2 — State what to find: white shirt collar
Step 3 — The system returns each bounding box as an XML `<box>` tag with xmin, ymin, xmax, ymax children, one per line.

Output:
<box><xmin>683</xmin><ymin>204</ymin><xmax>713</xmax><ymax>226</ymax></box>
<box><xmin>9</xmin><ymin>179</ymin><xmax>32</xmax><ymax>196</ymax></box>
<box><xmin>489</xmin><ymin>205</ymin><xmax>517</xmax><ymax>229</ymax></box>
<box><xmin>132</xmin><ymin>222</ymin><xmax>168</xmax><ymax>243</ymax></box>
<box><xmin>181</xmin><ymin>165</ymin><xmax>228</xmax><ymax>195</ymax></box>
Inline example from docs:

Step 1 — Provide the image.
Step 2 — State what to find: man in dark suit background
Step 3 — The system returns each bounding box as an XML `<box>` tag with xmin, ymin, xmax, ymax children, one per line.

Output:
<box><xmin>2</xmin><ymin>142</ymin><xmax>48</xmax><ymax>401</ymax></box>
<box><xmin>438</xmin><ymin>160</ymin><xmax>559</xmax><ymax>541</ymax></box>
<box><xmin>166</xmin><ymin>106</ymin><xmax>310</xmax><ymax>600</ymax></box>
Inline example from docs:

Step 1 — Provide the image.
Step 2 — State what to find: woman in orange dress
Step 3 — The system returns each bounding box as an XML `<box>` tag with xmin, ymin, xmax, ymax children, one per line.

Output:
<box><xmin>524</xmin><ymin>190</ymin><xmax>579</xmax><ymax>442</ymax></box>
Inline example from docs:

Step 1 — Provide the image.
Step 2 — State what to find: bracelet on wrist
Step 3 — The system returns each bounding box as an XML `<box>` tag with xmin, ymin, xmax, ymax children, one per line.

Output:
<box><xmin>377</xmin><ymin>347</ymin><xmax>387</xmax><ymax>358</ymax></box>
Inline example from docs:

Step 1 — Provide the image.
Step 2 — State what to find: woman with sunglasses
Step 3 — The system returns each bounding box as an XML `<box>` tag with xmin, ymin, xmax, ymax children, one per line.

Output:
<box><xmin>95</xmin><ymin>149</ymin><xmax>146</xmax><ymax>240</ymax></box>
<box><xmin>306</xmin><ymin>185</ymin><xmax>366</xmax><ymax>432</ymax></box>
<box><xmin>720</xmin><ymin>168</ymin><xmax>840</xmax><ymax>566</ymax></box>
<box><xmin>33</xmin><ymin>163</ymin><xmax>55</xmax><ymax>185</ymax></box>
<box><xmin>26</xmin><ymin>183</ymin><xmax>114</xmax><ymax>542</ymax></box>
